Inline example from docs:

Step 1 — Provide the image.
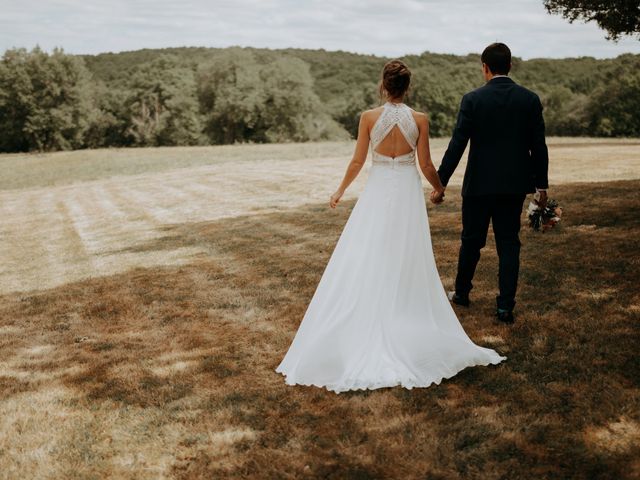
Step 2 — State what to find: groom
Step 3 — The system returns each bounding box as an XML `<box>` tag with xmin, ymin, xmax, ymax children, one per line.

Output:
<box><xmin>431</xmin><ymin>42</ymin><xmax>549</xmax><ymax>324</ymax></box>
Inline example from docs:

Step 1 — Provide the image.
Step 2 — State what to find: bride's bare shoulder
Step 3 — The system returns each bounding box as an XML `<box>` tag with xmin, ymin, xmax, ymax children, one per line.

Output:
<box><xmin>361</xmin><ymin>106</ymin><xmax>384</xmax><ymax>123</ymax></box>
<box><xmin>410</xmin><ymin>108</ymin><xmax>428</xmax><ymax>121</ymax></box>
<box><xmin>410</xmin><ymin>109</ymin><xmax>429</xmax><ymax>128</ymax></box>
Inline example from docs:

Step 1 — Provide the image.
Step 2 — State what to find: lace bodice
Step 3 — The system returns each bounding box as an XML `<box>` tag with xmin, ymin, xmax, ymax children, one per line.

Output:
<box><xmin>370</xmin><ymin>102</ymin><xmax>419</xmax><ymax>168</ymax></box>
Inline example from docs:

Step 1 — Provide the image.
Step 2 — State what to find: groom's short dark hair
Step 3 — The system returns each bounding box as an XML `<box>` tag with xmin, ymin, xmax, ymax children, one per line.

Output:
<box><xmin>481</xmin><ymin>43</ymin><xmax>511</xmax><ymax>75</ymax></box>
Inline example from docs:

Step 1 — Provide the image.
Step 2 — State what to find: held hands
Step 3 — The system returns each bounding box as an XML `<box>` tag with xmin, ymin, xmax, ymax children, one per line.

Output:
<box><xmin>329</xmin><ymin>189</ymin><xmax>344</xmax><ymax>209</ymax></box>
<box><xmin>430</xmin><ymin>188</ymin><xmax>445</xmax><ymax>205</ymax></box>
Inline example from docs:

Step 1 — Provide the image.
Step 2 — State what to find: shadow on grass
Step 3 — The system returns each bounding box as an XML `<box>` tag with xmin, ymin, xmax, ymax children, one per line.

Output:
<box><xmin>0</xmin><ymin>180</ymin><xmax>638</xmax><ymax>479</ymax></box>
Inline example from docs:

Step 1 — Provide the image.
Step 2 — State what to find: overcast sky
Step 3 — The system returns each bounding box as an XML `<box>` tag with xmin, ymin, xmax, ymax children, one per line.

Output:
<box><xmin>2</xmin><ymin>0</ymin><xmax>638</xmax><ymax>59</ymax></box>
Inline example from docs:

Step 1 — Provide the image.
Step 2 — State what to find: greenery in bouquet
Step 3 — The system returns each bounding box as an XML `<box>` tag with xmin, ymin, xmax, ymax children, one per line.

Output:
<box><xmin>527</xmin><ymin>195</ymin><xmax>562</xmax><ymax>232</ymax></box>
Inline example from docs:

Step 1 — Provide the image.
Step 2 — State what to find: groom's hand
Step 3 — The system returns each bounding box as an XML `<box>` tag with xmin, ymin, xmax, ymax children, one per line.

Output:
<box><xmin>536</xmin><ymin>190</ymin><xmax>548</xmax><ymax>209</ymax></box>
<box><xmin>430</xmin><ymin>189</ymin><xmax>445</xmax><ymax>204</ymax></box>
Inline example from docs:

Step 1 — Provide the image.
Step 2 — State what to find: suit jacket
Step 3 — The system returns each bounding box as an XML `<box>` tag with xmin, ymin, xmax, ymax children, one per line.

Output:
<box><xmin>437</xmin><ymin>76</ymin><xmax>549</xmax><ymax>196</ymax></box>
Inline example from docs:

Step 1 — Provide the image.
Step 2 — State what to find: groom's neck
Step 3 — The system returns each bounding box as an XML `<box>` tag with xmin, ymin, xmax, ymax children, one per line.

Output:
<box><xmin>485</xmin><ymin>72</ymin><xmax>509</xmax><ymax>82</ymax></box>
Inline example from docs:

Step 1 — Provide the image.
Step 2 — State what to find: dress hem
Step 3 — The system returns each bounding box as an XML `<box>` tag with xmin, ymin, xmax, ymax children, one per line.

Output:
<box><xmin>274</xmin><ymin>354</ymin><xmax>507</xmax><ymax>394</ymax></box>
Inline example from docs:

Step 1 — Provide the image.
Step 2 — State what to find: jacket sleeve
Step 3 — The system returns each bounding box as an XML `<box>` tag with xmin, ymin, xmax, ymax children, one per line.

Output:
<box><xmin>530</xmin><ymin>94</ymin><xmax>549</xmax><ymax>189</ymax></box>
<box><xmin>437</xmin><ymin>93</ymin><xmax>473</xmax><ymax>187</ymax></box>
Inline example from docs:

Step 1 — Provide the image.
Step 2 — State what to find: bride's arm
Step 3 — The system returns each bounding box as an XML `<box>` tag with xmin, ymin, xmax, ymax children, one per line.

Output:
<box><xmin>415</xmin><ymin>113</ymin><xmax>445</xmax><ymax>200</ymax></box>
<box><xmin>330</xmin><ymin>112</ymin><xmax>370</xmax><ymax>208</ymax></box>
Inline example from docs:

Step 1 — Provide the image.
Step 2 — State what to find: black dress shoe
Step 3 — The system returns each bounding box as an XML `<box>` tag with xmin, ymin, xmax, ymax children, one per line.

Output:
<box><xmin>495</xmin><ymin>309</ymin><xmax>515</xmax><ymax>324</ymax></box>
<box><xmin>447</xmin><ymin>291</ymin><xmax>470</xmax><ymax>307</ymax></box>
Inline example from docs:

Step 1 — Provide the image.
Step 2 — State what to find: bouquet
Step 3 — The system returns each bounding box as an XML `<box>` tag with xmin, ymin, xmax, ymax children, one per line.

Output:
<box><xmin>527</xmin><ymin>193</ymin><xmax>562</xmax><ymax>232</ymax></box>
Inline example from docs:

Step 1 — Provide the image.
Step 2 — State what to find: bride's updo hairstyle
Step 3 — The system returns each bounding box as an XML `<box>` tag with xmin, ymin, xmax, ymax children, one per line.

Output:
<box><xmin>379</xmin><ymin>59</ymin><xmax>411</xmax><ymax>101</ymax></box>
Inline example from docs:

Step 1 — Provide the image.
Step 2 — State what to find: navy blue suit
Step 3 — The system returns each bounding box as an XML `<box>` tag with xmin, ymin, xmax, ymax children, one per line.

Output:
<box><xmin>437</xmin><ymin>76</ymin><xmax>549</xmax><ymax>311</ymax></box>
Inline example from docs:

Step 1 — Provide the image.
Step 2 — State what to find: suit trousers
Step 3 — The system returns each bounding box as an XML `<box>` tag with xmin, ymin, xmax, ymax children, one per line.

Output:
<box><xmin>455</xmin><ymin>193</ymin><xmax>527</xmax><ymax>311</ymax></box>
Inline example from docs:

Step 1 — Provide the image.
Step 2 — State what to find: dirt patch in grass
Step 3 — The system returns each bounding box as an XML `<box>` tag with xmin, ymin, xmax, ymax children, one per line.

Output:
<box><xmin>0</xmin><ymin>180</ymin><xmax>638</xmax><ymax>479</ymax></box>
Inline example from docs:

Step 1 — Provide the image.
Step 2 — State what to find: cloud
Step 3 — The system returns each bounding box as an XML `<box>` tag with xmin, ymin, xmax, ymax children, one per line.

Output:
<box><xmin>2</xmin><ymin>0</ymin><xmax>638</xmax><ymax>58</ymax></box>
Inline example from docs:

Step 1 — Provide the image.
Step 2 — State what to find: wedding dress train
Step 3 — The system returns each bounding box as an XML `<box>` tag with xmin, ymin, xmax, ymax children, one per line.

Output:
<box><xmin>275</xmin><ymin>102</ymin><xmax>506</xmax><ymax>393</ymax></box>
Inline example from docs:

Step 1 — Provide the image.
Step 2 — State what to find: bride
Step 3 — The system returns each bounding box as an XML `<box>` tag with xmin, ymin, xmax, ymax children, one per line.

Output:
<box><xmin>275</xmin><ymin>60</ymin><xmax>506</xmax><ymax>393</ymax></box>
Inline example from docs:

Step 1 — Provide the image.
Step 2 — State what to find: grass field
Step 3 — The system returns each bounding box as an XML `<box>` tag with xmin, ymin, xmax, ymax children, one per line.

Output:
<box><xmin>1</xmin><ymin>140</ymin><xmax>639</xmax><ymax>479</ymax></box>
<box><xmin>1</xmin><ymin>138</ymin><xmax>639</xmax><ymax>295</ymax></box>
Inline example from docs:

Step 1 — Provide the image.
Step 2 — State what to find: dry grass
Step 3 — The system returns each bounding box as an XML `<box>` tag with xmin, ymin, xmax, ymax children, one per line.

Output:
<box><xmin>0</xmin><ymin>177</ymin><xmax>638</xmax><ymax>479</ymax></box>
<box><xmin>1</xmin><ymin>137</ymin><xmax>638</xmax><ymax>191</ymax></box>
<box><xmin>1</xmin><ymin>138</ymin><xmax>639</xmax><ymax>295</ymax></box>
<box><xmin>0</xmin><ymin>141</ymin><xmax>357</xmax><ymax>191</ymax></box>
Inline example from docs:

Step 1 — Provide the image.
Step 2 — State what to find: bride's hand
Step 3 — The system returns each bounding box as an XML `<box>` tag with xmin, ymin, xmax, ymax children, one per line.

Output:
<box><xmin>329</xmin><ymin>190</ymin><xmax>344</xmax><ymax>208</ymax></box>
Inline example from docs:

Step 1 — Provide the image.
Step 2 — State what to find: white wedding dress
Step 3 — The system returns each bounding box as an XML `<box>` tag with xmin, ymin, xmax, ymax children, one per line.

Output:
<box><xmin>275</xmin><ymin>102</ymin><xmax>506</xmax><ymax>393</ymax></box>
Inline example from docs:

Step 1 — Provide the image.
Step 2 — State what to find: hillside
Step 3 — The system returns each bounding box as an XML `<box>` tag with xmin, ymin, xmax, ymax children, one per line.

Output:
<box><xmin>1</xmin><ymin>46</ymin><xmax>639</xmax><ymax>152</ymax></box>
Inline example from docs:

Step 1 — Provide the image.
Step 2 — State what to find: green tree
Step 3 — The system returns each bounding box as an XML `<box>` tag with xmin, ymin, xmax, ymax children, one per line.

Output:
<box><xmin>406</xmin><ymin>53</ymin><xmax>483</xmax><ymax>137</ymax></box>
<box><xmin>332</xmin><ymin>85</ymin><xmax>378</xmax><ymax>138</ymax></box>
<box><xmin>2</xmin><ymin>45</ymin><xmax>638</xmax><ymax>151</ymax></box>
<box><xmin>258</xmin><ymin>57</ymin><xmax>347</xmax><ymax>142</ymax></box>
<box><xmin>124</xmin><ymin>55</ymin><xmax>204</xmax><ymax>146</ymax></box>
<box><xmin>197</xmin><ymin>48</ymin><xmax>346</xmax><ymax>144</ymax></box>
<box><xmin>543</xmin><ymin>0</ymin><xmax>640</xmax><ymax>40</ymax></box>
<box><xmin>538</xmin><ymin>85</ymin><xmax>590</xmax><ymax>135</ymax></box>
<box><xmin>0</xmin><ymin>46</ymin><xmax>96</xmax><ymax>152</ymax></box>
<box><xmin>76</xmin><ymin>46</ymin><xmax>640</xmax><ymax>142</ymax></box>
<box><xmin>197</xmin><ymin>49</ymin><xmax>264</xmax><ymax>144</ymax></box>
<box><xmin>588</xmin><ymin>55</ymin><xmax>640</xmax><ymax>136</ymax></box>
<box><xmin>410</xmin><ymin>74</ymin><xmax>460</xmax><ymax>137</ymax></box>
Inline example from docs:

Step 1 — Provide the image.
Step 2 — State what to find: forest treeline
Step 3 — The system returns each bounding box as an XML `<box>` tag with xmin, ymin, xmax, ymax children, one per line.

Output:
<box><xmin>0</xmin><ymin>46</ymin><xmax>638</xmax><ymax>152</ymax></box>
